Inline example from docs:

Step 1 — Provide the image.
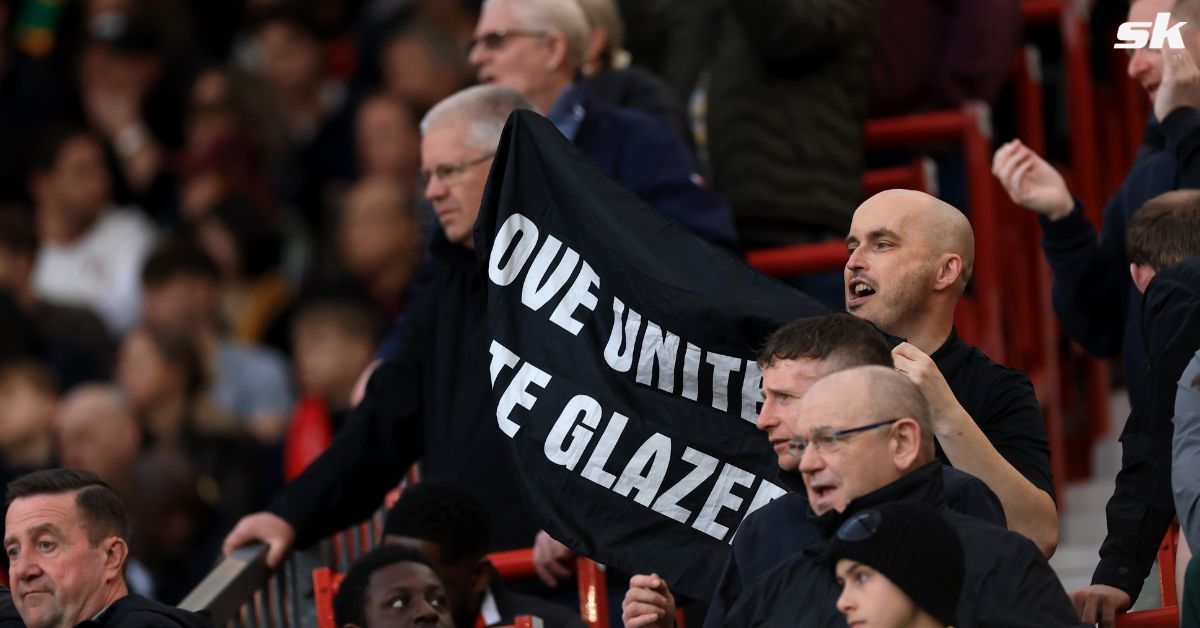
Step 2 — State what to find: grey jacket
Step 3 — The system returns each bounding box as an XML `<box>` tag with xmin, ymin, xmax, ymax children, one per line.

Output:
<box><xmin>1173</xmin><ymin>349</ymin><xmax>1200</xmax><ymax>553</ymax></box>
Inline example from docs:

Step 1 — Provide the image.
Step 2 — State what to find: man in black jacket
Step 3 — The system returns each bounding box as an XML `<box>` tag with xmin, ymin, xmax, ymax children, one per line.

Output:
<box><xmin>622</xmin><ymin>313</ymin><xmax>1007</xmax><ymax>628</ymax></box>
<box><xmin>223</xmin><ymin>86</ymin><xmax>545</xmax><ymax>565</ymax></box>
<box><xmin>992</xmin><ymin>0</ymin><xmax>1200</xmax><ymax>398</ymax></box>
<box><xmin>1074</xmin><ymin>190</ymin><xmax>1200</xmax><ymax>626</ymax></box>
<box><xmin>719</xmin><ymin>367</ymin><xmax>1080</xmax><ymax>627</ymax></box>
<box><xmin>4</xmin><ymin>469</ymin><xmax>212</xmax><ymax>628</ymax></box>
<box><xmin>845</xmin><ymin>189</ymin><xmax>1058</xmax><ymax>556</ymax></box>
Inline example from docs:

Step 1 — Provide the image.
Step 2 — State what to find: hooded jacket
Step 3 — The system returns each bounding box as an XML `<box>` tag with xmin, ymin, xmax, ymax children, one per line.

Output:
<box><xmin>1094</xmin><ymin>255</ymin><xmax>1200</xmax><ymax>597</ymax></box>
<box><xmin>723</xmin><ymin>463</ymin><xmax>1083</xmax><ymax>627</ymax></box>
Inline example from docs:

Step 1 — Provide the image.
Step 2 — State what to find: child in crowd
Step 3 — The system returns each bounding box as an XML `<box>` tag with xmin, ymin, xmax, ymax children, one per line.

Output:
<box><xmin>827</xmin><ymin>501</ymin><xmax>965</xmax><ymax>628</ymax></box>
<box><xmin>291</xmin><ymin>297</ymin><xmax>380</xmax><ymax>424</ymax></box>
<box><xmin>0</xmin><ymin>359</ymin><xmax>57</xmax><ymax>485</ymax></box>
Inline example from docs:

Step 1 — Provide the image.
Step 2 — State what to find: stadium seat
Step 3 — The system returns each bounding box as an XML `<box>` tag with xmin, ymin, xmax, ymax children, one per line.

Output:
<box><xmin>1114</xmin><ymin>524</ymin><xmax>1182</xmax><ymax>627</ymax></box>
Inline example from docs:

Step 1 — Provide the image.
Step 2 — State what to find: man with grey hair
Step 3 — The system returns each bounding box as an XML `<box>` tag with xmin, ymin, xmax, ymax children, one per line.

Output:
<box><xmin>222</xmin><ymin>85</ymin><xmax>549</xmax><ymax>569</ymax></box>
<box><xmin>468</xmin><ymin>0</ymin><xmax>737</xmax><ymax>251</ymax></box>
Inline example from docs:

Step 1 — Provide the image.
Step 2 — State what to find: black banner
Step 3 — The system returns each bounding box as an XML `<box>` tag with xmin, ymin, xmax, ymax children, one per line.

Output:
<box><xmin>473</xmin><ymin>111</ymin><xmax>833</xmax><ymax>599</ymax></box>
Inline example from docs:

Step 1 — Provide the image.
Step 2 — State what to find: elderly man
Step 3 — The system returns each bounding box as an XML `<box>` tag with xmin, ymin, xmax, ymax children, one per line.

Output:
<box><xmin>844</xmin><ymin>188</ymin><xmax>1058</xmax><ymax>556</ymax></box>
<box><xmin>718</xmin><ymin>367</ymin><xmax>1079</xmax><ymax>626</ymax></box>
<box><xmin>621</xmin><ymin>313</ymin><xmax>1007</xmax><ymax>628</ymax></box>
<box><xmin>4</xmin><ymin>469</ymin><xmax>211</xmax><ymax>628</ymax></box>
<box><xmin>467</xmin><ymin>0</ymin><xmax>737</xmax><ymax>251</ymax></box>
<box><xmin>223</xmin><ymin>86</ymin><xmax>549</xmax><ymax>570</ymax></box>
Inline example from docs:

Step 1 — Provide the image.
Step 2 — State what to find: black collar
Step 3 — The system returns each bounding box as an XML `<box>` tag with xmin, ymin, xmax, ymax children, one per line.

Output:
<box><xmin>808</xmin><ymin>460</ymin><xmax>947</xmax><ymax>537</ymax></box>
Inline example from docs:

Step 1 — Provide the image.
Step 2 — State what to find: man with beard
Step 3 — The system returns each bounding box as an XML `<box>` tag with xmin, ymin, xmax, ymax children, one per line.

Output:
<box><xmin>843</xmin><ymin>189</ymin><xmax>1058</xmax><ymax>557</ymax></box>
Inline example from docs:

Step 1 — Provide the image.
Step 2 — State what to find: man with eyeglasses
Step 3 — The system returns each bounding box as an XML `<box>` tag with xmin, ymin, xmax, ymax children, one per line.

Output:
<box><xmin>720</xmin><ymin>366</ymin><xmax>1080</xmax><ymax>626</ymax></box>
<box><xmin>222</xmin><ymin>85</ymin><xmax>550</xmax><ymax>569</ymax></box>
<box><xmin>622</xmin><ymin>314</ymin><xmax>1005</xmax><ymax>628</ymax></box>
<box><xmin>466</xmin><ymin>0</ymin><xmax>738</xmax><ymax>253</ymax></box>
<box><xmin>844</xmin><ymin>189</ymin><xmax>1058</xmax><ymax>558</ymax></box>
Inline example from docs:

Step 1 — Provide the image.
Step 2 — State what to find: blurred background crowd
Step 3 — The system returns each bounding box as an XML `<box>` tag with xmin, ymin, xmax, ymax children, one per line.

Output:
<box><xmin>0</xmin><ymin>0</ymin><xmax>1139</xmax><ymax>609</ymax></box>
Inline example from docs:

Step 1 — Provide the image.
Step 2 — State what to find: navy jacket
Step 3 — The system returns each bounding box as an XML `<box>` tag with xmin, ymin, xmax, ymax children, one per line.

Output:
<box><xmin>1039</xmin><ymin>108</ymin><xmax>1200</xmax><ymax>393</ymax></box>
<box><xmin>569</xmin><ymin>89</ymin><xmax>739</xmax><ymax>253</ymax></box>
<box><xmin>702</xmin><ymin>463</ymin><xmax>1006</xmax><ymax>628</ymax></box>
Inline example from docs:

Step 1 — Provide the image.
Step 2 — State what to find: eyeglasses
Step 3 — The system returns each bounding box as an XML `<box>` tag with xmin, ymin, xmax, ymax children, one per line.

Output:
<box><xmin>419</xmin><ymin>152</ymin><xmax>495</xmax><ymax>187</ymax></box>
<box><xmin>786</xmin><ymin>418</ymin><xmax>901</xmax><ymax>456</ymax></box>
<box><xmin>467</xmin><ymin>29</ymin><xmax>548</xmax><ymax>54</ymax></box>
<box><xmin>835</xmin><ymin>509</ymin><xmax>883</xmax><ymax>542</ymax></box>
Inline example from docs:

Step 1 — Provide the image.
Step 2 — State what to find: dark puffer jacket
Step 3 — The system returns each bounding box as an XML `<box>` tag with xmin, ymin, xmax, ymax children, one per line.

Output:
<box><xmin>704</xmin><ymin>0</ymin><xmax>874</xmax><ymax>246</ymax></box>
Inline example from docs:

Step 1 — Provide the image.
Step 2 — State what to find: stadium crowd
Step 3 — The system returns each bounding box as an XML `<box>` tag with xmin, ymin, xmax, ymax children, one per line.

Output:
<box><xmin>1</xmin><ymin>0</ymin><xmax>1200</xmax><ymax>626</ymax></box>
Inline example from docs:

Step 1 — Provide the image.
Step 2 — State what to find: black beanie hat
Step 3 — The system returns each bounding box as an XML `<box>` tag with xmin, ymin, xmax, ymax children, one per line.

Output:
<box><xmin>826</xmin><ymin>501</ymin><xmax>965</xmax><ymax>626</ymax></box>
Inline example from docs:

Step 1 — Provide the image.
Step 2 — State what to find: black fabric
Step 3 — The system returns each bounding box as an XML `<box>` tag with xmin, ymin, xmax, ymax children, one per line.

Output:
<box><xmin>931</xmin><ymin>328</ymin><xmax>1057</xmax><ymax>503</ymax></box>
<box><xmin>722</xmin><ymin>463</ymin><xmax>1083</xmax><ymax>628</ymax></box>
<box><xmin>473</xmin><ymin>110</ymin><xmax>833</xmax><ymax>600</ymax></box>
<box><xmin>1093</xmin><ymin>256</ymin><xmax>1200</xmax><ymax>598</ymax></box>
<box><xmin>76</xmin><ymin>594</ymin><xmax>212</xmax><ymax>628</ymax></box>
<box><xmin>270</xmin><ymin>229</ymin><xmax>540</xmax><ymax>552</ymax></box>
<box><xmin>826</xmin><ymin>501</ymin><xmax>964</xmax><ymax>626</ymax></box>
<box><xmin>702</xmin><ymin>465</ymin><xmax>1004</xmax><ymax>628</ymax></box>
<box><xmin>0</xmin><ymin>587</ymin><xmax>23</xmax><ymax>628</ymax></box>
<box><xmin>489</xmin><ymin>573</ymin><xmax>586</xmax><ymax>628</ymax></box>
<box><xmin>1039</xmin><ymin>108</ymin><xmax>1200</xmax><ymax>394</ymax></box>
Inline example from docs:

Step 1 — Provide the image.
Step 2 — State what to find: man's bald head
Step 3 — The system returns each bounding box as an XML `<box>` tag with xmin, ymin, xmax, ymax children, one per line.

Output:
<box><xmin>859</xmin><ymin>189</ymin><xmax>974</xmax><ymax>289</ymax></box>
<box><xmin>845</xmin><ymin>190</ymin><xmax>975</xmax><ymax>339</ymax></box>
<box><xmin>803</xmin><ymin>365</ymin><xmax>935</xmax><ymax>458</ymax></box>
<box><xmin>786</xmin><ymin>365</ymin><xmax>935</xmax><ymax>513</ymax></box>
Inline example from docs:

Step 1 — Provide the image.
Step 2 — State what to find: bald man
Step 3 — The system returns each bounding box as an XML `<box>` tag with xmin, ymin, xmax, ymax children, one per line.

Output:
<box><xmin>716</xmin><ymin>366</ymin><xmax>1079</xmax><ymax>627</ymax></box>
<box><xmin>845</xmin><ymin>189</ymin><xmax>1058</xmax><ymax>557</ymax></box>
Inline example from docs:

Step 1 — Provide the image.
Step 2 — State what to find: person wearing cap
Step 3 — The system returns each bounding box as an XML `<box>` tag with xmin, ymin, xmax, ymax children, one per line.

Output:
<box><xmin>827</xmin><ymin>501</ymin><xmax>964</xmax><ymax>628</ymax></box>
<box><xmin>720</xmin><ymin>366</ymin><xmax>1081</xmax><ymax>626</ymax></box>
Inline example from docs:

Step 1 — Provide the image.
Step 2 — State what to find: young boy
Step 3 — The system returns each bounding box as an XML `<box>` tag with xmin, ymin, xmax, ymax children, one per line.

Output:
<box><xmin>827</xmin><ymin>501</ymin><xmax>965</xmax><ymax>628</ymax></box>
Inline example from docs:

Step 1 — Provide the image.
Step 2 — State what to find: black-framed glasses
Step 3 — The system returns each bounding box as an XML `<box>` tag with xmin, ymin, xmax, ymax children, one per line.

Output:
<box><xmin>785</xmin><ymin>418</ymin><xmax>901</xmax><ymax>456</ymax></box>
<box><xmin>419</xmin><ymin>152</ymin><xmax>495</xmax><ymax>187</ymax></box>
<box><xmin>467</xmin><ymin>29</ymin><xmax>548</xmax><ymax>54</ymax></box>
<box><xmin>836</xmin><ymin>509</ymin><xmax>883</xmax><ymax>542</ymax></box>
